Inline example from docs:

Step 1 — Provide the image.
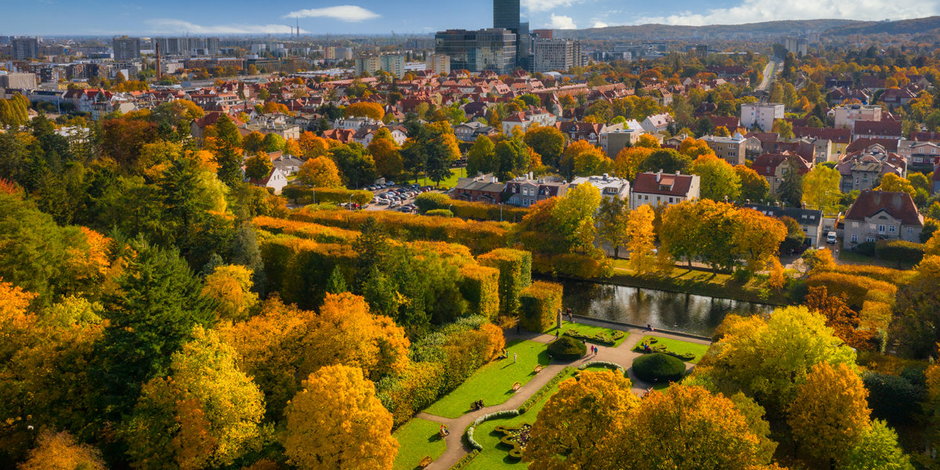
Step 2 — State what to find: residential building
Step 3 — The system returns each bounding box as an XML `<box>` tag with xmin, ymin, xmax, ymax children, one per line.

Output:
<box><xmin>600</xmin><ymin>124</ymin><xmax>643</xmax><ymax>158</ymax></box>
<box><xmin>744</xmin><ymin>204</ymin><xmax>823</xmax><ymax>246</ymax></box>
<box><xmin>832</xmin><ymin>104</ymin><xmax>882</xmax><ymax>130</ymax></box>
<box><xmin>898</xmin><ymin>141</ymin><xmax>940</xmax><ymax>173</ymax></box>
<box><xmin>836</xmin><ymin>144</ymin><xmax>906</xmax><ymax>193</ymax></box>
<box><xmin>381</xmin><ymin>54</ymin><xmax>405</xmax><ymax>79</ymax></box>
<box><xmin>251</xmin><ymin>167</ymin><xmax>289</xmax><ymax>195</ymax></box>
<box><xmin>501</xmin><ymin>108</ymin><xmax>556</xmax><ymax>134</ymax></box>
<box><xmin>852</xmin><ymin>120</ymin><xmax>902</xmax><ymax>140</ymax></box>
<box><xmin>842</xmin><ymin>190</ymin><xmax>923</xmax><ymax>248</ymax></box>
<box><xmin>454</xmin><ymin>121</ymin><xmax>498</xmax><ymax>142</ymax></box>
<box><xmin>640</xmin><ymin>113</ymin><xmax>673</xmax><ymax>134</ymax></box>
<box><xmin>701</xmin><ymin>133</ymin><xmax>747</xmax><ymax>165</ymax></box>
<box><xmin>532</xmin><ymin>39</ymin><xmax>582</xmax><ymax>73</ymax></box>
<box><xmin>355</xmin><ymin>55</ymin><xmax>382</xmax><ymax>75</ymax></box>
<box><xmin>0</xmin><ymin>72</ymin><xmax>37</xmax><ymax>89</ymax></box>
<box><xmin>630</xmin><ymin>171</ymin><xmax>700</xmax><ymax>210</ymax></box>
<box><xmin>751</xmin><ymin>152</ymin><xmax>813</xmax><ymax>195</ymax></box>
<box><xmin>740</xmin><ymin>103</ymin><xmax>784</xmax><ymax>132</ymax></box>
<box><xmin>434</xmin><ymin>29</ymin><xmax>517</xmax><ymax>74</ymax></box>
<box><xmin>112</xmin><ymin>36</ymin><xmax>141</xmax><ymax>61</ymax></box>
<box><xmin>570</xmin><ymin>174</ymin><xmax>630</xmax><ymax>201</ymax></box>
<box><xmin>451</xmin><ymin>173</ymin><xmax>506</xmax><ymax>203</ymax></box>
<box><xmin>11</xmin><ymin>37</ymin><xmax>39</xmax><ymax>60</ymax></box>
<box><xmin>933</xmin><ymin>165</ymin><xmax>940</xmax><ymax>194</ymax></box>
<box><xmin>426</xmin><ymin>54</ymin><xmax>451</xmax><ymax>75</ymax></box>
<box><xmin>505</xmin><ymin>174</ymin><xmax>567</xmax><ymax>207</ymax></box>
<box><xmin>793</xmin><ymin>126</ymin><xmax>851</xmax><ymax>157</ymax></box>
<box><xmin>784</xmin><ymin>37</ymin><xmax>808</xmax><ymax>56</ymax></box>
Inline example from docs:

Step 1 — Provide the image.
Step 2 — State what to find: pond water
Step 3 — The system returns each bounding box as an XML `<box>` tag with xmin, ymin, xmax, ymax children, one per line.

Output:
<box><xmin>561</xmin><ymin>280</ymin><xmax>773</xmax><ymax>337</ymax></box>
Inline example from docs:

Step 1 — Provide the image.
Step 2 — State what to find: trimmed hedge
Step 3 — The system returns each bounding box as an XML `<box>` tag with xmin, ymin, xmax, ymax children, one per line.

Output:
<box><xmin>519</xmin><ymin>281</ymin><xmax>563</xmax><ymax>333</ymax></box>
<box><xmin>806</xmin><ymin>272</ymin><xmax>898</xmax><ymax>309</ymax></box>
<box><xmin>415</xmin><ymin>192</ymin><xmax>529</xmax><ymax>222</ymax></box>
<box><xmin>282</xmin><ymin>185</ymin><xmax>373</xmax><ymax>205</ymax></box>
<box><xmin>820</xmin><ymin>264</ymin><xmax>911</xmax><ymax>285</ymax></box>
<box><xmin>478</xmin><ymin>248</ymin><xmax>533</xmax><ymax>317</ymax></box>
<box><xmin>564</xmin><ymin>329</ymin><xmax>625</xmax><ymax>347</ymax></box>
<box><xmin>532</xmin><ymin>253</ymin><xmax>609</xmax><ymax>279</ymax></box>
<box><xmin>253</xmin><ymin>216</ymin><xmax>359</xmax><ymax>243</ymax></box>
<box><xmin>259</xmin><ymin>236</ymin><xmax>358</xmax><ymax>309</ymax></box>
<box><xmin>875</xmin><ymin>240</ymin><xmax>925</xmax><ymax>265</ymax></box>
<box><xmin>292</xmin><ymin>208</ymin><xmax>511</xmax><ymax>254</ymax></box>
<box><xmin>459</xmin><ymin>264</ymin><xmax>501</xmax><ymax>320</ymax></box>
<box><xmin>547</xmin><ymin>336</ymin><xmax>586</xmax><ymax>361</ymax></box>
<box><xmin>632</xmin><ymin>353</ymin><xmax>686</xmax><ymax>383</ymax></box>
<box><xmin>426</xmin><ymin>209</ymin><xmax>454</xmax><ymax>217</ymax></box>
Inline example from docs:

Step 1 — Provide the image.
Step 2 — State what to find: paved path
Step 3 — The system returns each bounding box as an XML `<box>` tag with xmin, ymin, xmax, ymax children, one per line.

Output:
<box><xmin>417</xmin><ymin>321</ymin><xmax>711</xmax><ymax>469</ymax></box>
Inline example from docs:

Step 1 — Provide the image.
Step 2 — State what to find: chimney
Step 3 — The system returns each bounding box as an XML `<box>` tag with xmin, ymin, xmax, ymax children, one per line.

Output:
<box><xmin>675</xmin><ymin>170</ymin><xmax>680</xmax><ymax>175</ymax></box>
<box><xmin>657</xmin><ymin>169</ymin><xmax>662</xmax><ymax>182</ymax></box>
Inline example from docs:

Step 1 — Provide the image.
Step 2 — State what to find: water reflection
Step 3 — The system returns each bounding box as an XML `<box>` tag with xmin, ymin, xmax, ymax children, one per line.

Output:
<box><xmin>561</xmin><ymin>280</ymin><xmax>772</xmax><ymax>337</ymax></box>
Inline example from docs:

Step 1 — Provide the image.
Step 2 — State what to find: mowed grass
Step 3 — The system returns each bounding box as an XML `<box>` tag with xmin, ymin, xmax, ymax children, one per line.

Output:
<box><xmin>412</xmin><ymin>167</ymin><xmax>467</xmax><ymax>189</ymax></box>
<box><xmin>423</xmin><ymin>340</ymin><xmax>550</xmax><ymax>419</ymax></box>
<box><xmin>466</xmin><ymin>365</ymin><xmax>626</xmax><ymax>469</ymax></box>
<box><xmin>392</xmin><ymin>418</ymin><xmax>448</xmax><ymax>470</ymax></box>
<box><xmin>636</xmin><ymin>335</ymin><xmax>710</xmax><ymax>364</ymax></box>
<box><xmin>550</xmin><ymin>321</ymin><xmax>629</xmax><ymax>347</ymax></box>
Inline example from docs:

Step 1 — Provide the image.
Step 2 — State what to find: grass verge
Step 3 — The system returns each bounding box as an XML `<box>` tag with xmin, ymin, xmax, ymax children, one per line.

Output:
<box><xmin>392</xmin><ymin>418</ymin><xmax>448</xmax><ymax>470</ymax></box>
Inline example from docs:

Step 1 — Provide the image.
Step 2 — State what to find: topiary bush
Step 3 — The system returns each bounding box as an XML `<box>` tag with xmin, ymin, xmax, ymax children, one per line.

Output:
<box><xmin>547</xmin><ymin>336</ymin><xmax>586</xmax><ymax>361</ymax></box>
<box><xmin>632</xmin><ymin>353</ymin><xmax>686</xmax><ymax>383</ymax></box>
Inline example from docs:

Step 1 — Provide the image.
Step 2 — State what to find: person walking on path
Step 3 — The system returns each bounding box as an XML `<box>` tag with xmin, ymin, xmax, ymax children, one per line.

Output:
<box><xmin>513</xmin><ymin>353</ymin><xmax>517</xmax><ymax>364</ymax></box>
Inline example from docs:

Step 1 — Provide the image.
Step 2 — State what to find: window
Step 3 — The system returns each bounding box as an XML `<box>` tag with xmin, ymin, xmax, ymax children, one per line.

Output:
<box><xmin>851</xmin><ymin>234</ymin><xmax>858</xmax><ymax>242</ymax></box>
<box><xmin>888</xmin><ymin>225</ymin><xmax>896</xmax><ymax>232</ymax></box>
<box><xmin>866</xmin><ymin>236</ymin><xmax>875</xmax><ymax>243</ymax></box>
<box><xmin>878</xmin><ymin>225</ymin><xmax>886</xmax><ymax>233</ymax></box>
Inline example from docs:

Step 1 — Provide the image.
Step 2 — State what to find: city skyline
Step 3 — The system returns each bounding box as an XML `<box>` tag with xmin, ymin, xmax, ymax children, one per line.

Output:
<box><xmin>1</xmin><ymin>0</ymin><xmax>937</xmax><ymax>36</ymax></box>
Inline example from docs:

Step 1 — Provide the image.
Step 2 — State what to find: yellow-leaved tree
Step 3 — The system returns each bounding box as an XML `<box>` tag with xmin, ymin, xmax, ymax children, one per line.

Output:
<box><xmin>297</xmin><ymin>156</ymin><xmax>343</xmax><ymax>188</ymax></box>
<box><xmin>202</xmin><ymin>264</ymin><xmax>258</xmax><ymax>321</ymax></box>
<box><xmin>525</xmin><ymin>370</ymin><xmax>639</xmax><ymax>470</ymax></box>
<box><xmin>124</xmin><ymin>326</ymin><xmax>265</xmax><ymax>469</ymax></box>
<box><xmin>282</xmin><ymin>365</ymin><xmax>397</xmax><ymax>470</ymax></box>
<box><xmin>607</xmin><ymin>385</ymin><xmax>772</xmax><ymax>469</ymax></box>
<box><xmin>625</xmin><ymin>204</ymin><xmax>657</xmax><ymax>274</ymax></box>
<box><xmin>788</xmin><ymin>362</ymin><xmax>871</xmax><ymax>466</ymax></box>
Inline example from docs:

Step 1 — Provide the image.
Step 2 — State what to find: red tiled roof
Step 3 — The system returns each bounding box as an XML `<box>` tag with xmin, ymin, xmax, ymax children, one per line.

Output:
<box><xmin>846</xmin><ymin>138</ymin><xmax>900</xmax><ymax>153</ymax></box>
<box><xmin>845</xmin><ymin>190</ymin><xmax>923</xmax><ymax>226</ymax></box>
<box><xmin>853</xmin><ymin>120</ymin><xmax>902</xmax><ymax>137</ymax></box>
<box><xmin>793</xmin><ymin>126</ymin><xmax>851</xmax><ymax>144</ymax></box>
<box><xmin>750</xmin><ymin>152</ymin><xmax>812</xmax><ymax>177</ymax></box>
<box><xmin>632</xmin><ymin>172</ymin><xmax>695</xmax><ymax>196</ymax></box>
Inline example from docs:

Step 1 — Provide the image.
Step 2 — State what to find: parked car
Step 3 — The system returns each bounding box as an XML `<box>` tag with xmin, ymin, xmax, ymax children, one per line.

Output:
<box><xmin>826</xmin><ymin>232</ymin><xmax>837</xmax><ymax>244</ymax></box>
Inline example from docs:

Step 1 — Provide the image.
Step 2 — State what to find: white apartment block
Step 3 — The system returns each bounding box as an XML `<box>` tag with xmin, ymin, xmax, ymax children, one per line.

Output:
<box><xmin>740</xmin><ymin>103</ymin><xmax>784</xmax><ymax>132</ymax></box>
<box><xmin>426</xmin><ymin>54</ymin><xmax>451</xmax><ymax>75</ymax></box>
<box><xmin>832</xmin><ymin>104</ymin><xmax>882</xmax><ymax>130</ymax></box>
<box><xmin>532</xmin><ymin>39</ymin><xmax>583</xmax><ymax>73</ymax></box>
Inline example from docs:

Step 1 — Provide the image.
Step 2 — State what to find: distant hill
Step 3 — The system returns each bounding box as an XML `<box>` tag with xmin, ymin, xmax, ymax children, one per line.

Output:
<box><xmin>560</xmin><ymin>17</ymin><xmax>940</xmax><ymax>41</ymax></box>
<box><xmin>824</xmin><ymin>16</ymin><xmax>940</xmax><ymax>35</ymax></box>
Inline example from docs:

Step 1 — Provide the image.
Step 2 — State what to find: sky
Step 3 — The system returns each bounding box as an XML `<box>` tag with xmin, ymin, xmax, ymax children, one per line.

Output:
<box><xmin>3</xmin><ymin>0</ymin><xmax>938</xmax><ymax>36</ymax></box>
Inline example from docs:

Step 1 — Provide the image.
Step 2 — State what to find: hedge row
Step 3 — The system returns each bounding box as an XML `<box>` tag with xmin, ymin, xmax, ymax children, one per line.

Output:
<box><xmin>281</xmin><ymin>185</ymin><xmax>374</xmax><ymax>205</ymax></box>
<box><xmin>291</xmin><ymin>208</ymin><xmax>511</xmax><ymax>254</ymax></box>
<box><xmin>459</xmin><ymin>264</ymin><xmax>501</xmax><ymax>320</ymax></box>
<box><xmin>817</xmin><ymin>264</ymin><xmax>911</xmax><ymax>285</ymax></box>
<box><xmin>519</xmin><ymin>281</ymin><xmax>564</xmax><ymax>333</ymax></box>
<box><xmin>259</xmin><ymin>237</ymin><xmax>359</xmax><ymax>309</ymax></box>
<box><xmin>532</xmin><ymin>253</ymin><xmax>609</xmax><ymax>279</ymax></box>
<box><xmin>378</xmin><ymin>318</ymin><xmax>504</xmax><ymax>427</ymax></box>
<box><xmin>806</xmin><ymin>272</ymin><xmax>898</xmax><ymax>310</ymax></box>
<box><xmin>874</xmin><ymin>240</ymin><xmax>926</xmax><ymax>265</ymax></box>
<box><xmin>253</xmin><ymin>216</ymin><xmax>360</xmax><ymax>244</ymax></box>
<box><xmin>478</xmin><ymin>248</ymin><xmax>533</xmax><ymax>317</ymax></box>
<box><xmin>563</xmin><ymin>329</ymin><xmax>626</xmax><ymax>347</ymax></box>
<box><xmin>415</xmin><ymin>192</ymin><xmax>530</xmax><ymax>222</ymax></box>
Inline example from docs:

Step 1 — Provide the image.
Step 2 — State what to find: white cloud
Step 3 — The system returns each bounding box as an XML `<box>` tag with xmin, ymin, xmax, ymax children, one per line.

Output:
<box><xmin>523</xmin><ymin>0</ymin><xmax>582</xmax><ymax>12</ymax></box>
<box><xmin>146</xmin><ymin>19</ymin><xmax>305</xmax><ymax>34</ymax></box>
<box><xmin>637</xmin><ymin>0</ymin><xmax>937</xmax><ymax>25</ymax></box>
<box><xmin>548</xmin><ymin>14</ymin><xmax>577</xmax><ymax>29</ymax></box>
<box><xmin>285</xmin><ymin>5</ymin><xmax>380</xmax><ymax>22</ymax></box>
<box><xmin>592</xmin><ymin>21</ymin><xmax>609</xmax><ymax>28</ymax></box>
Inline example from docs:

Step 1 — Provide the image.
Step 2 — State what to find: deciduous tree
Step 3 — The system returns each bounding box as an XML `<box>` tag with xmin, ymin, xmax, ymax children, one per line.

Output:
<box><xmin>298</xmin><ymin>156</ymin><xmax>343</xmax><ymax>188</ymax></box>
<box><xmin>19</xmin><ymin>430</ymin><xmax>106</xmax><ymax>470</ymax></box>
<box><xmin>689</xmin><ymin>154</ymin><xmax>741</xmax><ymax>202</ymax></box>
<box><xmin>282</xmin><ymin>365</ymin><xmax>397</xmax><ymax>470</ymax></box>
<box><xmin>202</xmin><ymin>265</ymin><xmax>258</xmax><ymax>321</ymax></box>
<box><xmin>524</xmin><ymin>126</ymin><xmax>565</xmax><ymax>168</ymax></box>
<box><xmin>802</xmin><ymin>165</ymin><xmax>843</xmax><ymax>213</ymax></box>
<box><xmin>244</xmin><ymin>153</ymin><xmax>273</xmax><ymax>182</ymax></box>
<box><xmin>735</xmin><ymin>165</ymin><xmax>770</xmax><ymax>203</ymax></box>
<box><xmin>625</xmin><ymin>205</ymin><xmax>657</xmax><ymax>274</ymax></box>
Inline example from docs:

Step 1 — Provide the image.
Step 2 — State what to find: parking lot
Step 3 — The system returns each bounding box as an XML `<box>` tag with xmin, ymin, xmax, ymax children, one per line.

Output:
<box><xmin>363</xmin><ymin>182</ymin><xmax>438</xmax><ymax>213</ymax></box>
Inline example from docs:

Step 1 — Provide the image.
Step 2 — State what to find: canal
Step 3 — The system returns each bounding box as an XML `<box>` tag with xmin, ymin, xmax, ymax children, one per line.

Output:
<box><xmin>561</xmin><ymin>280</ymin><xmax>773</xmax><ymax>337</ymax></box>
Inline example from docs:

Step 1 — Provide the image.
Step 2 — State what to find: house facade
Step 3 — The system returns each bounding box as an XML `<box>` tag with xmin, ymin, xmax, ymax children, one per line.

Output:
<box><xmin>569</xmin><ymin>174</ymin><xmax>630</xmax><ymax>202</ymax></box>
<box><xmin>630</xmin><ymin>171</ymin><xmax>700</xmax><ymax>210</ymax></box>
<box><xmin>744</xmin><ymin>204</ymin><xmax>824</xmax><ymax>246</ymax></box>
<box><xmin>504</xmin><ymin>175</ymin><xmax>567</xmax><ymax>207</ymax></box>
<box><xmin>451</xmin><ymin>173</ymin><xmax>506</xmax><ymax>203</ymax></box>
<box><xmin>842</xmin><ymin>190</ymin><xmax>923</xmax><ymax>248</ymax></box>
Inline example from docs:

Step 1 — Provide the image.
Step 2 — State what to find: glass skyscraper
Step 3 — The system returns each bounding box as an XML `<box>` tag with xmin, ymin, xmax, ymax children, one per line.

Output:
<box><xmin>493</xmin><ymin>0</ymin><xmax>520</xmax><ymax>33</ymax></box>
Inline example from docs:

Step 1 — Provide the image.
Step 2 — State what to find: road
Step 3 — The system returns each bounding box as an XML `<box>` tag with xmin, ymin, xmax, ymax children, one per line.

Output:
<box><xmin>757</xmin><ymin>59</ymin><xmax>781</xmax><ymax>92</ymax></box>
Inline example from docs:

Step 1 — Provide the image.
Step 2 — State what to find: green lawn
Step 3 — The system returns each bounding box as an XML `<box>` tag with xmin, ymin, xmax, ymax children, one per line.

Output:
<box><xmin>393</xmin><ymin>418</ymin><xmax>448</xmax><ymax>470</ymax></box>
<box><xmin>412</xmin><ymin>167</ymin><xmax>467</xmax><ymax>189</ymax></box>
<box><xmin>634</xmin><ymin>335</ymin><xmax>710</xmax><ymax>364</ymax></box>
<box><xmin>466</xmin><ymin>365</ymin><xmax>623</xmax><ymax>469</ymax></box>
<box><xmin>423</xmin><ymin>340</ymin><xmax>550</xmax><ymax>419</ymax></box>
<box><xmin>550</xmin><ymin>321</ymin><xmax>629</xmax><ymax>347</ymax></box>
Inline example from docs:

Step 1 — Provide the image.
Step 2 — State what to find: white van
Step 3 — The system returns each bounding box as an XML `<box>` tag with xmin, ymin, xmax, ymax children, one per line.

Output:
<box><xmin>826</xmin><ymin>232</ymin><xmax>837</xmax><ymax>244</ymax></box>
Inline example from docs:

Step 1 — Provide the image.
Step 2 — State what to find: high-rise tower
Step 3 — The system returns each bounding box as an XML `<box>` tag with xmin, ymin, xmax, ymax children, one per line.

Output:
<box><xmin>493</xmin><ymin>0</ymin><xmax>520</xmax><ymax>33</ymax></box>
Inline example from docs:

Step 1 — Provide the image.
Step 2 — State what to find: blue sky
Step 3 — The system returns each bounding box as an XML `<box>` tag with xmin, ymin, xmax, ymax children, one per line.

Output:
<box><xmin>3</xmin><ymin>0</ymin><xmax>937</xmax><ymax>35</ymax></box>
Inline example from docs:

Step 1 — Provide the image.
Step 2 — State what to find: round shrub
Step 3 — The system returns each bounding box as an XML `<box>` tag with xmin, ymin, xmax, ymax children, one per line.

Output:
<box><xmin>426</xmin><ymin>209</ymin><xmax>454</xmax><ymax>217</ymax></box>
<box><xmin>632</xmin><ymin>353</ymin><xmax>686</xmax><ymax>383</ymax></box>
<box><xmin>548</xmin><ymin>336</ymin><xmax>586</xmax><ymax>361</ymax></box>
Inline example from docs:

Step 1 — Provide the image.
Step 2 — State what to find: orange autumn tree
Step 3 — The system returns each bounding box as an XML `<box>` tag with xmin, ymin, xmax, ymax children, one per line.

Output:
<box><xmin>19</xmin><ymin>430</ymin><xmax>106</xmax><ymax>470</ymax></box>
<box><xmin>282</xmin><ymin>365</ymin><xmax>397</xmax><ymax>470</ymax></box>
<box><xmin>344</xmin><ymin>102</ymin><xmax>385</xmax><ymax>121</ymax></box>
<box><xmin>678</xmin><ymin>137</ymin><xmax>715</xmax><ymax>159</ymax></box>
<box><xmin>804</xmin><ymin>285</ymin><xmax>873</xmax><ymax>350</ymax></box>
<box><xmin>297</xmin><ymin>156</ymin><xmax>343</xmax><ymax>188</ymax></box>
<box><xmin>302</xmin><ymin>292</ymin><xmax>410</xmax><ymax>381</ymax></box>
<box><xmin>298</xmin><ymin>131</ymin><xmax>331</xmax><ymax>159</ymax></box>
<box><xmin>613</xmin><ymin>146</ymin><xmax>653</xmax><ymax>180</ymax></box>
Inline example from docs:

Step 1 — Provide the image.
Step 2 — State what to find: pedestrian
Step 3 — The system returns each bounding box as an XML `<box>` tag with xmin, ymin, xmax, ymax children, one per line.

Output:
<box><xmin>555</xmin><ymin>330</ymin><xmax>560</xmax><ymax>338</ymax></box>
<box><xmin>513</xmin><ymin>353</ymin><xmax>517</xmax><ymax>364</ymax></box>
